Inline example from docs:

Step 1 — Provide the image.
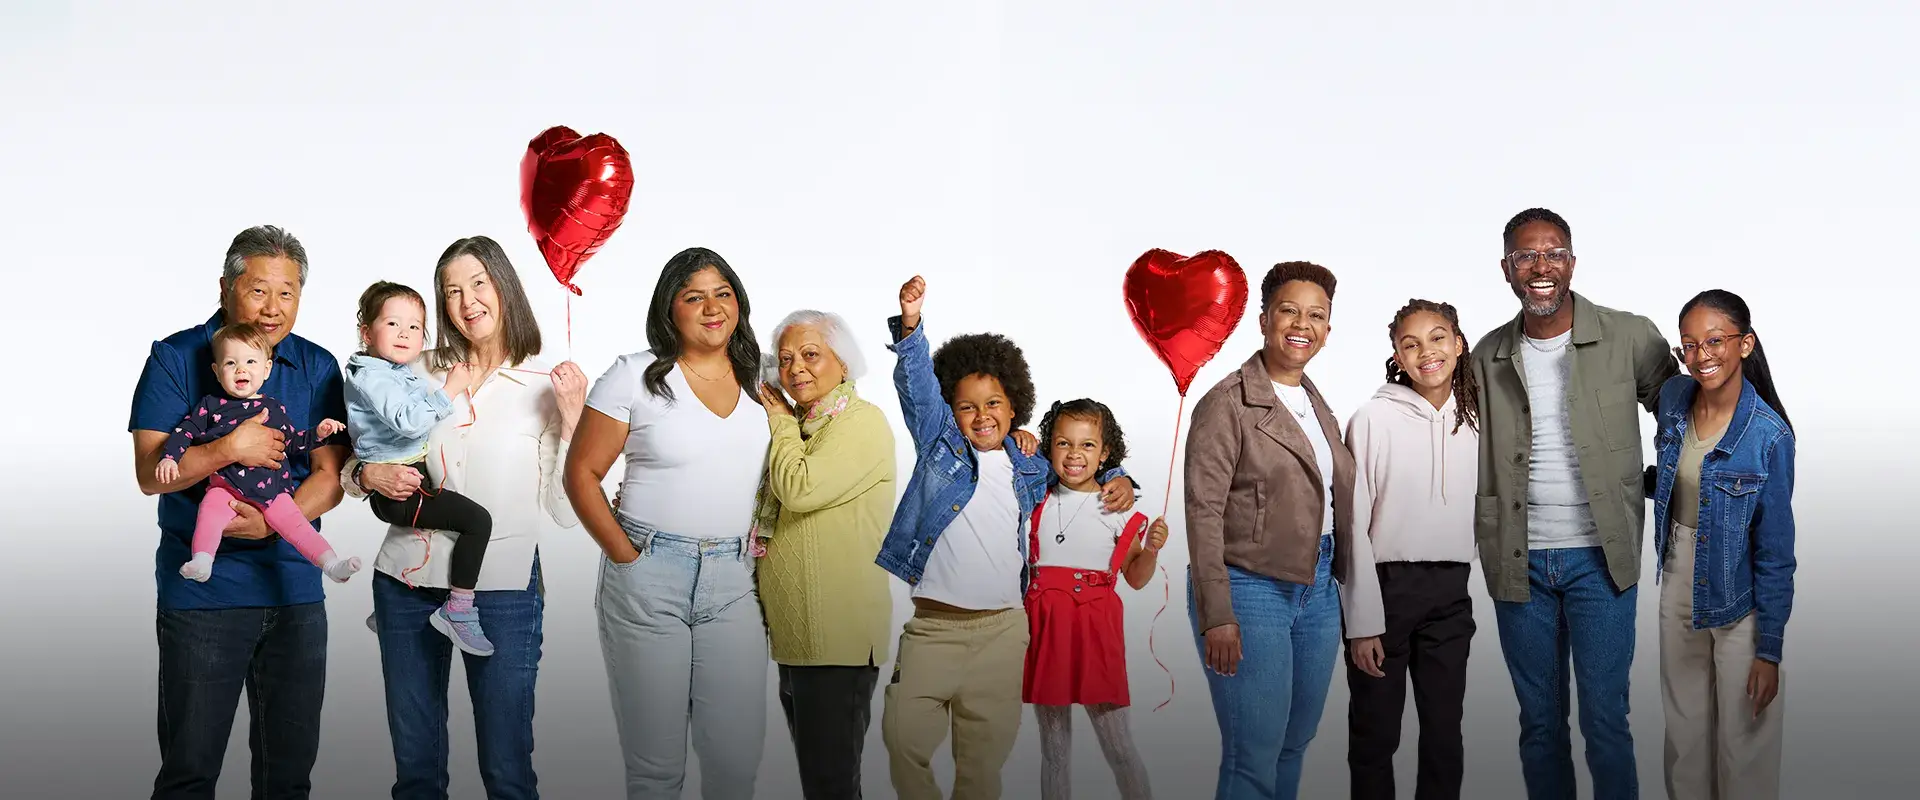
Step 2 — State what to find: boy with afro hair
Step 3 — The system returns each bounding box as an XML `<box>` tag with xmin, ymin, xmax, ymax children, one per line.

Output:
<box><xmin>877</xmin><ymin>275</ymin><xmax>1138</xmax><ymax>800</ymax></box>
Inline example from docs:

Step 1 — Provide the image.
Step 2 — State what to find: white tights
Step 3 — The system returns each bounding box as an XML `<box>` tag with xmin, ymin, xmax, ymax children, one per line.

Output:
<box><xmin>1035</xmin><ymin>703</ymin><xmax>1152</xmax><ymax>799</ymax></box>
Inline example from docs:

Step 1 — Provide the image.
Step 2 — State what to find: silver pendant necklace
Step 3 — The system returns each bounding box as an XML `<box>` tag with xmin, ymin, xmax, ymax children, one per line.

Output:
<box><xmin>1053</xmin><ymin>491</ymin><xmax>1098</xmax><ymax>545</ymax></box>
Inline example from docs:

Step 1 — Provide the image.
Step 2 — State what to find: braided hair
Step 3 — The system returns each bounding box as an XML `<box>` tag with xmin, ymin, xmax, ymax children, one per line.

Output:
<box><xmin>1037</xmin><ymin>398</ymin><xmax>1128</xmax><ymax>477</ymax></box>
<box><xmin>1384</xmin><ymin>299</ymin><xmax>1481</xmax><ymax>434</ymax></box>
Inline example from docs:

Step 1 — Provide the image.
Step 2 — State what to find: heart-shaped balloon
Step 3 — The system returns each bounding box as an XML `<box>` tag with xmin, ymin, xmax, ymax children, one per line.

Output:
<box><xmin>1123</xmin><ymin>249</ymin><xmax>1250</xmax><ymax>396</ymax></box>
<box><xmin>520</xmin><ymin>126</ymin><xmax>635</xmax><ymax>295</ymax></box>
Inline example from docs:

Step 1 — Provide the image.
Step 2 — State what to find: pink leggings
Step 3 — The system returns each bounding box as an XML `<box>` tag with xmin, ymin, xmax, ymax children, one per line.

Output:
<box><xmin>192</xmin><ymin>487</ymin><xmax>337</xmax><ymax>567</ymax></box>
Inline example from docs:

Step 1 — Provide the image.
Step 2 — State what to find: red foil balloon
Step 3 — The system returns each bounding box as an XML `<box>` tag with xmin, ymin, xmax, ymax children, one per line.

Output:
<box><xmin>1123</xmin><ymin>249</ymin><xmax>1250</xmax><ymax>396</ymax></box>
<box><xmin>520</xmin><ymin>126</ymin><xmax>635</xmax><ymax>295</ymax></box>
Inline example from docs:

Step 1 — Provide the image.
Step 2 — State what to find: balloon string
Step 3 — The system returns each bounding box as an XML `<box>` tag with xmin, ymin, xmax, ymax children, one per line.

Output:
<box><xmin>1149</xmin><ymin>392</ymin><xmax>1188</xmax><ymax>713</ymax></box>
<box><xmin>399</xmin><ymin>379</ymin><xmax>482</xmax><ymax>588</ymax></box>
<box><xmin>566</xmin><ymin>293</ymin><xmax>573</xmax><ymax>363</ymax></box>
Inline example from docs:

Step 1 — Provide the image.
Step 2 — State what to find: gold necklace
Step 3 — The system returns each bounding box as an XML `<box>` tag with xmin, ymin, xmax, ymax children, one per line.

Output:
<box><xmin>679</xmin><ymin>358</ymin><xmax>730</xmax><ymax>382</ymax></box>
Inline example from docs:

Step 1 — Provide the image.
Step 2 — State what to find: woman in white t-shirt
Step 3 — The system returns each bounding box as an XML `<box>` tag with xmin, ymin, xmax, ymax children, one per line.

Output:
<box><xmin>564</xmin><ymin>247</ymin><xmax>773</xmax><ymax>800</ymax></box>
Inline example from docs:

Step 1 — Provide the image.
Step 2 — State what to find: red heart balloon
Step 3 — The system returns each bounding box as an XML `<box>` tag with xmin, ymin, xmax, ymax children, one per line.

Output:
<box><xmin>520</xmin><ymin>126</ymin><xmax>635</xmax><ymax>295</ymax></box>
<box><xmin>1123</xmin><ymin>249</ymin><xmax>1250</xmax><ymax>396</ymax></box>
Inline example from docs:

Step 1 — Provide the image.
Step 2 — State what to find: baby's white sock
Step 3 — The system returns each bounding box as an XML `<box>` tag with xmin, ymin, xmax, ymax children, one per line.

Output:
<box><xmin>320</xmin><ymin>552</ymin><xmax>363</xmax><ymax>583</ymax></box>
<box><xmin>179</xmin><ymin>553</ymin><xmax>215</xmax><ymax>582</ymax></box>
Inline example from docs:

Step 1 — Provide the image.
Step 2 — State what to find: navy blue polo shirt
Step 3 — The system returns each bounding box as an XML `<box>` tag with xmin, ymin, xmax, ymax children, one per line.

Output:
<box><xmin>130</xmin><ymin>311</ymin><xmax>349</xmax><ymax>610</ymax></box>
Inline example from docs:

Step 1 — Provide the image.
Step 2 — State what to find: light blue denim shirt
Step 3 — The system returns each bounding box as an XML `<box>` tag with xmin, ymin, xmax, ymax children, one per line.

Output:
<box><xmin>344</xmin><ymin>353</ymin><xmax>454</xmax><ymax>464</ymax></box>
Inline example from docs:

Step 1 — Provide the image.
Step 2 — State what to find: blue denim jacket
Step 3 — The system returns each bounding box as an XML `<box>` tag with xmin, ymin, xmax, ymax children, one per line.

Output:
<box><xmin>344</xmin><ymin>354</ymin><xmax>455</xmax><ymax>463</ymax></box>
<box><xmin>873</xmin><ymin>316</ymin><xmax>1126</xmax><ymax>593</ymax></box>
<box><xmin>1650</xmin><ymin>374</ymin><xmax>1796</xmax><ymax>663</ymax></box>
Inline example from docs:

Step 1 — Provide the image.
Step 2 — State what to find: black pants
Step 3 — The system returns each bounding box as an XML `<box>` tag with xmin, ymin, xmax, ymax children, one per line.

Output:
<box><xmin>1346</xmin><ymin>561</ymin><xmax>1475</xmax><ymax>800</ymax></box>
<box><xmin>778</xmin><ymin>661</ymin><xmax>880</xmax><ymax>799</ymax></box>
<box><xmin>368</xmin><ymin>462</ymin><xmax>492</xmax><ymax>590</ymax></box>
<box><xmin>153</xmin><ymin>603</ymin><xmax>327</xmax><ymax>799</ymax></box>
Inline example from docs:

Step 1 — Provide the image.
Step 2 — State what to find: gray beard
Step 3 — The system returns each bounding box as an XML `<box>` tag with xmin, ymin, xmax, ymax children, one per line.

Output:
<box><xmin>1511</xmin><ymin>281</ymin><xmax>1567</xmax><ymax>317</ymax></box>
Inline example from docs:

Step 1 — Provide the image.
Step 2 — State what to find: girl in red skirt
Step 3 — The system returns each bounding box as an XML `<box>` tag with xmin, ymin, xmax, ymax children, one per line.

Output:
<box><xmin>1026</xmin><ymin>399</ymin><xmax>1169</xmax><ymax>800</ymax></box>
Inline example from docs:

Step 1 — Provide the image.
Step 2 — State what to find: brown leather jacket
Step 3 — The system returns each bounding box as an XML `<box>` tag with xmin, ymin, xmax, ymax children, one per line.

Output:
<box><xmin>1184</xmin><ymin>352</ymin><xmax>1356</xmax><ymax>633</ymax></box>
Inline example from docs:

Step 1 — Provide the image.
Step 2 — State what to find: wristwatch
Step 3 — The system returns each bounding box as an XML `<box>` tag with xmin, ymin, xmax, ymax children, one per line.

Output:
<box><xmin>350</xmin><ymin>461</ymin><xmax>368</xmax><ymax>493</ymax></box>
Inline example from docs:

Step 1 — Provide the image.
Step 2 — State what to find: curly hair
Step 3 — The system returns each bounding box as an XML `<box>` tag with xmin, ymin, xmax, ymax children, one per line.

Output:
<box><xmin>1502</xmin><ymin>208</ymin><xmax>1572</xmax><ymax>253</ymax></box>
<box><xmin>1384</xmin><ymin>299</ymin><xmax>1480</xmax><ymax>434</ymax></box>
<box><xmin>1038</xmin><ymin>398</ymin><xmax>1128</xmax><ymax>476</ymax></box>
<box><xmin>932</xmin><ymin>332</ymin><xmax>1037</xmax><ymax>427</ymax></box>
<box><xmin>1260</xmin><ymin>261</ymin><xmax>1338</xmax><ymax>313</ymax></box>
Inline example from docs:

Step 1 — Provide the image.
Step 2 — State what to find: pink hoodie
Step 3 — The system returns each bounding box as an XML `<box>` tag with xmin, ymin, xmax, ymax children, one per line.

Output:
<box><xmin>1337</xmin><ymin>382</ymin><xmax>1479</xmax><ymax>639</ymax></box>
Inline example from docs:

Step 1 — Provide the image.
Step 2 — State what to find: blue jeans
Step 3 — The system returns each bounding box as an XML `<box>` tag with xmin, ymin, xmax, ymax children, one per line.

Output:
<box><xmin>152</xmin><ymin>602</ymin><xmax>328</xmax><ymax>800</ymax></box>
<box><xmin>1493</xmin><ymin>546</ymin><xmax>1638</xmax><ymax>800</ymax></box>
<box><xmin>1189</xmin><ymin>534</ymin><xmax>1341</xmax><ymax>800</ymax></box>
<box><xmin>597</xmin><ymin>522</ymin><xmax>768</xmax><ymax>800</ymax></box>
<box><xmin>374</xmin><ymin>557</ymin><xmax>544</xmax><ymax>800</ymax></box>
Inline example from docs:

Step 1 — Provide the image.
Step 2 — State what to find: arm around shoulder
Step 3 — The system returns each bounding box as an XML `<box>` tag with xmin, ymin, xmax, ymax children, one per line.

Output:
<box><xmin>1634</xmin><ymin>315</ymin><xmax>1682</xmax><ymax>412</ymax></box>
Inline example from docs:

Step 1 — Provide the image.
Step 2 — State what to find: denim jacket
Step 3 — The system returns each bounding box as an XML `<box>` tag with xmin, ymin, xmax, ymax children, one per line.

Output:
<box><xmin>344</xmin><ymin>354</ymin><xmax>455</xmax><ymax>463</ymax></box>
<box><xmin>1650</xmin><ymin>374</ymin><xmax>1796</xmax><ymax>663</ymax></box>
<box><xmin>873</xmin><ymin>316</ymin><xmax>1127</xmax><ymax>593</ymax></box>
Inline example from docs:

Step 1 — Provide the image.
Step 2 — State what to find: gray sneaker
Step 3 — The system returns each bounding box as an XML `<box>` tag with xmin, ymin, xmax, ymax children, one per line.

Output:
<box><xmin>430</xmin><ymin>603</ymin><xmax>496</xmax><ymax>657</ymax></box>
<box><xmin>366</xmin><ymin>613</ymin><xmax>378</xmax><ymax>634</ymax></box>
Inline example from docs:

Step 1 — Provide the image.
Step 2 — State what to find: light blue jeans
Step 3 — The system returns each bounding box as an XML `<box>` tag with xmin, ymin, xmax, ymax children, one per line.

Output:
<box><xmin>1189</xmin><ymin>534</ymin><xmax>1342</xmax><ymax>800</ymax></box>
<box><xmin>596</xmin><ymin>520</ymin><xmax>768</xmax><ymax>800</ymax></box>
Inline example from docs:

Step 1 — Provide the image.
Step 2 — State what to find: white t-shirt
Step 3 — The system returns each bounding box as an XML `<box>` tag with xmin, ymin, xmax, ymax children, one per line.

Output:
<box><xmin>1034</xmin><ymin>486</ymin><xmax>1131</xmax><ymax>572</ymax></box>
<box><xmin>1274</xmin><ymin>381</ymin><xmax>1337</xmax><ymax>537</ymax></box>
<box><xmin>1520</xmin><ymin>332</ymin><xmax>1602</xmax><ymax>550</ymax></box>
<box><xmin>585</xmin><ymin>351</ymin><xmax>770</xmax><ymax>540</ymax></box>
<box><xmin>913</xmin><ymin>447</ymin><xmax>1025</xmax><ymax>610</ymax></box>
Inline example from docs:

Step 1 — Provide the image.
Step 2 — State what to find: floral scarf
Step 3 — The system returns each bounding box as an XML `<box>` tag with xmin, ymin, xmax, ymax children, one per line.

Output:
<box><xmin>748</xmin><ymin>380</ymin><xmax>859</xmax><ymax>557</ymax></box>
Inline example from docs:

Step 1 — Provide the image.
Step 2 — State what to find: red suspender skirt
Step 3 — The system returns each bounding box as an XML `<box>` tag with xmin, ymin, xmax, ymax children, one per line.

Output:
<box><xmin>1021</xmin><ymin>494</ymin><xmax>1148</xmax><ymax>706</ymax></box>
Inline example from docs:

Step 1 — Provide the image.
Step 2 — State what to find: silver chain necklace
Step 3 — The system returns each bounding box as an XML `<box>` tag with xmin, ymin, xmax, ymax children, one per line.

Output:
<box><xmin>1052</xmin><ymin>491</ymin><xmax>1099</xmax><ymax>545</ymax></box>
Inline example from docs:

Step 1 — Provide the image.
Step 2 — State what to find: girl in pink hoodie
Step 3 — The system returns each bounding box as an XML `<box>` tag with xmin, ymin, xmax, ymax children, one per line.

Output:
<box><xmin>1337</xmin><ymin>299</ymin><xmax>1482</xmax><ymax>800</ymax></box>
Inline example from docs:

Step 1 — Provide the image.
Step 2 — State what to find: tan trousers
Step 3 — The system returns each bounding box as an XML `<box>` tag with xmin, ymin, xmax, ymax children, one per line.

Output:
<box><xmin>1660</xmin><ymin>523</ymin><xmax>1784</xmax><ymax>800</ymax></box>
<box><xmin>882</xmin><ymin>606</ymin><xmax>1029</xmax><ymax>800</ymax></box>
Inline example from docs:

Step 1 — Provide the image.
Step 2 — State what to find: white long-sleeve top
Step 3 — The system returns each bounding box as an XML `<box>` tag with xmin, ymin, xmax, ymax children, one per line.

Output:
<box><xmin>340</xmin><ymin>351</ymin><xmax>578</xmax><ymax>591</ymax></box>
<box><xmin>1337</xmin><ymin>382</ymin><xmax>1479</xmax><ymax>639</ymax></box>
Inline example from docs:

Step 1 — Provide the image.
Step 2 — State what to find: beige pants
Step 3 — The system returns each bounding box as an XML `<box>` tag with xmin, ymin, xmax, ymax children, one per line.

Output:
<box><xmin>882</xmin><ymin>606</ymin><xmax>1029</xmax><ymax>800</ymax></box>
<box><xmin>1660</xmin><ymin>523</ymin><xmax>1784</xmax><ymax>800</ymax></box>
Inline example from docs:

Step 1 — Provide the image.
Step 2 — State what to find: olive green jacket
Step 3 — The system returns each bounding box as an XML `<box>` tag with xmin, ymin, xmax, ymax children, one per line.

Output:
<box><xmin>1471</xmin><ymin>292</ymin><xmax>1681</xmax><ymax>602</ymax></box>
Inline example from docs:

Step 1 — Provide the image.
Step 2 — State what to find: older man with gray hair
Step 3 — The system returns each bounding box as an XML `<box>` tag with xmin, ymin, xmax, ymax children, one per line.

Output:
<box><xmin>129</xmin><ymin>225</ymin><xmax>348</xmax><ymax>800</ymax></box>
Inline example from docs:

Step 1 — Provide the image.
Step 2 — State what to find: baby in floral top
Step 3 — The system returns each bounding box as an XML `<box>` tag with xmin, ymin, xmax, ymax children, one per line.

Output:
<box><xmin>156</xmin><ymin>322</ymin><xmax>361</xmax><ymax>583</ymax></box>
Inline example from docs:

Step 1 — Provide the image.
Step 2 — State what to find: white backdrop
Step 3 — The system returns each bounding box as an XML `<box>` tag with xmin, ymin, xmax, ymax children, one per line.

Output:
<box><xmin>2</xmin><ymin>2</ymin><xmax>1913</xmax><ymax>798</ymax></box>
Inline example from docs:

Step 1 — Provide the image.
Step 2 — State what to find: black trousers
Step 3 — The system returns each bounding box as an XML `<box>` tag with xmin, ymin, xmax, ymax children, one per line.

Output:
<box><xmin>368</xmin><ymin>462</ymin><xmax>492</xmax><ymax>591</ymax></box>
<box><xmin>778</xmin><ymin>661</ymin><xmax>880</xmax><ymax>800</ymax></box>
<box><xmin>1346</xmin><ymin>561</ymin><xmax>1475</xmax><ymax>800</ymax></box>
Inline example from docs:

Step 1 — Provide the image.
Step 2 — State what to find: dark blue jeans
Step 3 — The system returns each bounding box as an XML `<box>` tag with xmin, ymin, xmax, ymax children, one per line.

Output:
<box><xmin>1493</xmin><ymin>546</ymin><xmax>1639</xmax><ymax>800</ymax></box>
<box><xmin>1189</xmin><ymin>534</ymin><xmax>1342</xmax><ymax>800</ymax></box>
<box><xmin>373</xmin><ymin>557</ymin><xmax>543</xmax><ymax>800</ymax></box>
<box><xmin>152</xmin><ymin>602</ymin><xmax>328</xmax><ymax>800</ymax></box>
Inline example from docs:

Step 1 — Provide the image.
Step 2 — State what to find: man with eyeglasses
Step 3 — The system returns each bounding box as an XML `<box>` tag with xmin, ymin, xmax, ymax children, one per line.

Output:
<box><xmin>1470</xmin><ymin>208</ymin><xmax>1680</xmax><ymax>799</ymax></box>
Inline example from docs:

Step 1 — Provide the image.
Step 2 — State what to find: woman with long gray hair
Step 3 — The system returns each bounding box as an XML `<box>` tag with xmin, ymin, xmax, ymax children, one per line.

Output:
<box><xmin>749</xmin><ymin>309</ymin><xmax>897</xmax><ymax>800</ymax></box>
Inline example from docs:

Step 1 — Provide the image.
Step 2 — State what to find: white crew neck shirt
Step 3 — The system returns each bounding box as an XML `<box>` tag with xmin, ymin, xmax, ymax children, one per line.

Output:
<box><xmin>1274</xmin><ymin>381</ymin><xmax>1337</xmax><ymax>537</ymax></box>
<box><xmin>1034</xmin><ymin>486</ymin><xmax>1131</xmax><ymax>572</ymax></box>
<box><xmin>1520</xmin><ymin>330</ymin><xmax>1602</xmax><ymax>550</ymax></box>
<box><xmin>585</xmin><ymin>351</ymin><xmax>770</xmax><ymax>539</ymax></box>
<box><xmin>913</xmin><ymin>447</ymin><xmax>1024</xmax><ymax>610</ymax></box>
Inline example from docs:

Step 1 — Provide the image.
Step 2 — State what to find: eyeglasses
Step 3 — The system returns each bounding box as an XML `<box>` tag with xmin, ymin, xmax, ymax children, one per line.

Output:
<box><xmin>1505</xmin><ymin>248</ymin><xmax>1574</xmax><ymax>269</ymax></box>
<box><xmin>1673</xmin><ymin>335</ymin><xmax>1746</xmax><ymax>362</ymax></box>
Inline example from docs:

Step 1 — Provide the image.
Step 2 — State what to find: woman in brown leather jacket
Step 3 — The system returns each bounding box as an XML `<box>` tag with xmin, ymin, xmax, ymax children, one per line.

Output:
<box><xmin>1183</xmin><ymin>261</ymin><xmax>1356</xmax><ymax>800</ymax></box>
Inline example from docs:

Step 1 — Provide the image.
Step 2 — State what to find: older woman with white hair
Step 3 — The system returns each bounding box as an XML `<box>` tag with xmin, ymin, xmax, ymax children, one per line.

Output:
<box><xmin>749</xmin><ymin>309</ymin><xmax>899</xmax><ymax>800</ymax></box>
